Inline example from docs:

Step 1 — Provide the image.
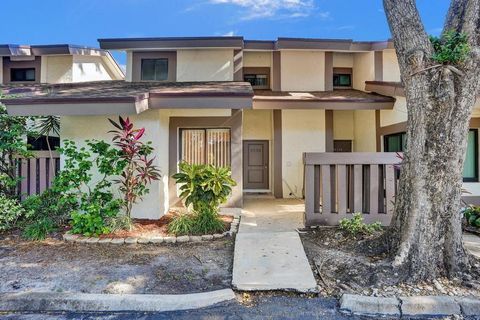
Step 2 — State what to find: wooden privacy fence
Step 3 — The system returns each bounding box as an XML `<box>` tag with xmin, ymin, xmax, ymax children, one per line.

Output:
<box><xmin>17</xmin><ymin>151</ymin><xmax>60</xmax><ymax>200</ymax></box>
<box><xmin>303</xmin><ymin>152</ymin><xmax>401</xmax><ymax>227</ymax></box>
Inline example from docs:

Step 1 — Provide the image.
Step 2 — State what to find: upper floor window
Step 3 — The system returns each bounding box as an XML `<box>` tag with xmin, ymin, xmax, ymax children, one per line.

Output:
<box><xmin>333</xmin><ymin>68</ymin><xmax>352</xmax><ymax>89</ymax></box>
<box><xmin>244</xmin><ymin>74</ymin><xmax>269</xmax><ymax>89</ymax></box>
<box><xmin>141</xmin><ymin>58</ymin><xmax>168</xmax><ymax>81</ymax></box>
<box><xmin>243</xmin><ymin>67</ymin><xmax>270</xmax><ymax>89</ymax></box>
<box><xmin>11</xmin><ymin>68</ymin><xmax>36</xmax><ymax>82</ymax></box>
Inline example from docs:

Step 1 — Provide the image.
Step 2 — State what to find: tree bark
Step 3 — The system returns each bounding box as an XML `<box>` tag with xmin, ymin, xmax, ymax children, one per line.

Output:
<box><xmin>384</xmin><ymin>0</ymin><xmax>480</xmax><ymax>280</ymax></box>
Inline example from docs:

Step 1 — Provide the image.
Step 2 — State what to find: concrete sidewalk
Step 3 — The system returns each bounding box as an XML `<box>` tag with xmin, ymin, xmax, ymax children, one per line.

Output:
<box><xmin>232</xmin><ymin>198</ymin><xmax>317</xmax><ymax>292</ymax></box>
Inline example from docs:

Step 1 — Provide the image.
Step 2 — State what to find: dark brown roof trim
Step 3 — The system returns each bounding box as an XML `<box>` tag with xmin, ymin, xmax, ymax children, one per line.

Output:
<box><xmin>149</xmin><ymin>91</ymin><xmax>253</xmax><ymax>98</ymax></box>
<box><xmin>0</xmin><ymin>44</ymin><xmax>108</xmax><ymax>56</ymax></box>
<box><xmin>0</xmin><ymin>95</ymin><xmax>144</xmax><ymax>105</ymax></box>
<box><xmin>31</xmin><ymin>44</ymin><xmax>107</xmax><ymax>56</ymax></box>
<box><xmin>244</xmin><ymin>40</ymin><xmax>276</xmax><ymax>50</ymax></box>
<box><xmin>365</xmin><ymin>81</ymin><xmax>405</xmax><ymax>97</ymax></box>
<box><xmin>0</xmin><ymin>45</ymin><xmax>32</xmax><ymax>56</ymax></box>
<box><xmin>98</xmin><ymin>36</ymin><xmax>395</xmax><ymax>52</ymax></box>
<box><xmin>99</xmin><ymin>36</ymin><xmax>245</xmax><ymax>50</ymax></box>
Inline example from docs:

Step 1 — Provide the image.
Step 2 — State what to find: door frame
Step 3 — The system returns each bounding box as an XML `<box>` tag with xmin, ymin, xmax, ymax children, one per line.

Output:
<box><xmin>243</xmin><ymin>140</ymin><xmax>270</xmax><ymax>191</ymax></box>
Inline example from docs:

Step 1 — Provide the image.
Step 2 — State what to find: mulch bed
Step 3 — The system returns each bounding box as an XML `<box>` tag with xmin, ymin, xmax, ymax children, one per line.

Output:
<box><xmin>300</xmin><ymin>227</ymin><xmax>480</xmax><ymax>298</ymax></box>
<box><xmin>97</xmin><ymin>212</ymin><xmax>233</xmax><ymax>239</ymax></box>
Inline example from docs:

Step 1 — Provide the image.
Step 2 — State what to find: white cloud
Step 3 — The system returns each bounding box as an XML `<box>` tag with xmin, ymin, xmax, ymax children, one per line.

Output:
<box><xmin>209</xmin><ymin>0</ymin><xmax>324</xmax><ymax>20</ymax></box>
<box><xmin>223</xmin><ymin>31</ymin><xmax>236</xmax><ymax>36</ymax></box>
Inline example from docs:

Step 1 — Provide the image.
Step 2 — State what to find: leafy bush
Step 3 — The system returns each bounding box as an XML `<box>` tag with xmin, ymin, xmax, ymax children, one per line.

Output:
<box><xmin>170</xmin><ymin>162</ymin><xmax>236</xmax><ymax>235</ymax></box>
<box><xmin>22</xmin><ymin>217</ymin><xmax>57</xmax><ymax>240</ymax></box>
<box><xmin>168</xmin><ymin>209</ymin><xmax>226</xmax><ymax>236</ymax></box>
<box><xmin>56</xmin><ymin>139</ymin><xmax>125</xmax><ymax>236</ymax></box>
<box><xmin>430</xmin><ymin>30</ymin><xmax>470</xmax><ymax>64</ymax></box>
<box><xmin>0</xmin><ymin>102</ymin><xmax>32</xmax><ymax>198</ymax></box>
<box><xmin>168</xmin><ymin>212</ymin><xmax>196</xmax><ymax>236</ymax></box>
<box><xmin>108</xmin><ymin>116</ymin><xmax>161</xmax><ymax>219</ymax></box>
<box><xmin>464</xmin><ymin>206</ymin><xmax>480</xmax><ymax>228</ymax></box>
<box><xmin>0</xmin><ymin>194</ymin><xmax>25</xmax><ymax>232</ymax></box>
<box><xmin>339</xmin><ymin>213</ymin><xmax>382</xmax><ymax>236</ymax></box>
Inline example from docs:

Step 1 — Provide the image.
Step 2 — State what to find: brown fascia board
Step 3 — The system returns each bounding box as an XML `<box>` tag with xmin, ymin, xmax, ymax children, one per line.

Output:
<box><xmin>275</xmin><ymin>37</ymin><xmax>394</xmax><ymax>51</ymax></box>
<box><xmin>244</xmin><ymin>40</ymin><xmax>276</xmax><ymax>50</ymax></box>
<box><xmin>276</xmin><ymin>37</ymin><xmax>353</xmax><ymax>50</ymax></box>
<box><xmin>30</xmin><ymin>44</ymin><xmax>107</xmax><ymax>56</ymax></box>
<box><xmin>98</xmin><ymin>36</ymin><xmax>245</xmax><ymax>50</ymax></box>
<box><xmin>0</xmin><ymin>45</ymin><xmax>32</xmax><ymax>56</ymax></box>
<box><xmin>365</xmin><ymin>81</ymin><xmax>405</xmax><ymax>97</ymax></box>
<box><xmin>0</xmin><ymin>95</ymin><xmax>146</xmax><ymax>106</ymax></box>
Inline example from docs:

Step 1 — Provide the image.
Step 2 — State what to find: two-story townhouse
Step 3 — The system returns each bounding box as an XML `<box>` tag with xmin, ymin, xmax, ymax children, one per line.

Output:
<box><xmin>2</xmin><ymin>37</ymin><xmax>478</xmax><ymax>223</ymax></box>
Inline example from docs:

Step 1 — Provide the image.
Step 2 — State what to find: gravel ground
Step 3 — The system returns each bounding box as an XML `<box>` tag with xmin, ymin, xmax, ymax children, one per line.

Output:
<box><xmin>0</xmin><ymin>235</ymin><xmax>233</xmax><ymax>294</ymax></box>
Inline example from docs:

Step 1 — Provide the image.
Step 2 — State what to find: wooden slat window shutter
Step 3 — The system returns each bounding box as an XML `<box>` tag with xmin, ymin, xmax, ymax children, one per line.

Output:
<box><xmin>181</xmin><ymin>128</ymin><xmax>231</xmax><ymax>167</ymax></box>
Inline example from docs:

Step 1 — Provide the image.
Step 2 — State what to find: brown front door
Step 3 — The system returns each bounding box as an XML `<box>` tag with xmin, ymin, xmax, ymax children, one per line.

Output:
<box><xmin>243</xmin><ymin>140</ymin><xmax>269</xmax><ymax>190</ymax></box>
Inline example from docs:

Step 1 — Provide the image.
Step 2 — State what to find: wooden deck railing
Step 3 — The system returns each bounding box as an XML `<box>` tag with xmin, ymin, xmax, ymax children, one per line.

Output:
<box><xmin>17</xmin><ymin>151</ymin><xmax>60</xmax><ymax>200</ymax></box>
<box><xmin>303</xmin><ymin>152</ymin><xmax>400</xmax><ymax>226</ymax></box>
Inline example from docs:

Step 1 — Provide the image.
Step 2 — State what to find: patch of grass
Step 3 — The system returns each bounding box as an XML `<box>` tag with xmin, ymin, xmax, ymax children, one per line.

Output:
<box><xmin>22</xmin><ymin>217</ymin><xmax>57</xmax><ymax>240</ymax></box>
<box><xmin>168</xmin><ymin>210</ymin><xmax>225</xmax><ymax>236</ymax></box>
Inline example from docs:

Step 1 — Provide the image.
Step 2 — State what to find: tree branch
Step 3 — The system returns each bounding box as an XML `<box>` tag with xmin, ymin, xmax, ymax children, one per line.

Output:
<box><xmin>383</xmin><ymin>0</ymin><xmax>432</xmax><ymax>76</ymax></box>
<box><xmin>444</xmin><ymin>0</ymin><xmax>480</xmax><ymax>46</ymax></box>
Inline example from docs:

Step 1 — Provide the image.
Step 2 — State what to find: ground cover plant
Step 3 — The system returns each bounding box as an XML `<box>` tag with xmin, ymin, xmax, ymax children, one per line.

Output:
<box><xmin>169</xmin><ymin>162</ymin><xmax>236</xmax><ymax>235</ymax></box>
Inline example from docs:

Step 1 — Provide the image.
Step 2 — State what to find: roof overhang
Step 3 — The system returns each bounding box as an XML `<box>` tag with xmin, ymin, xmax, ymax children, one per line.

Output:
<box><xmin>99</xmin><ymin>37</ymin><xmax>245</xmax><ymax>50</ymax></box>
<box><xmin>365</xmin><ymin>81</ymin><xmax>405</xmax><ymax>97</ymax></box>
<box><xmin>0</xmin><ymin>44</ymin><xmax>110</xmax><ymax>57</ymax></box>
<box><xmin>253</xmin><ymin>89</ymin><xmax>395</xmax><ymax>110</ymax></box>
<box><xmin>1</xmin><ymin>81</ymin><xmax>253</xmax><ymax>116</ymax></box>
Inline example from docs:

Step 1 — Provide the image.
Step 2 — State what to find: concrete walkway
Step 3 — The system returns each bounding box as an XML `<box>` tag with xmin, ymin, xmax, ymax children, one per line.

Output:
<box><xmin>232</xmin><ymin>198</ymin><xmax>317</xmax><ymax>292</ymax></box>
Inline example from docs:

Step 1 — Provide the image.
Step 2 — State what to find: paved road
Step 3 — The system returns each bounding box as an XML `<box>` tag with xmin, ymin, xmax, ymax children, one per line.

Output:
<box><xmin>0</xmin><ymin>296</ymin><xmax>359</xmax><ymax>320</ymax></box>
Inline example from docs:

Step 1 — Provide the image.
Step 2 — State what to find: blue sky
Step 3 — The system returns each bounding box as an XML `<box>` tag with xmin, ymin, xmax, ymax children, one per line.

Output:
<box><xmin>2</xmin><ymin>0</ymin><xmax>450</xmax><ymax>65</ymax></box>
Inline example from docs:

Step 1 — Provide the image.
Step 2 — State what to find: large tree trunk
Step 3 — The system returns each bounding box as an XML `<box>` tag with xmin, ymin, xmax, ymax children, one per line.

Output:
<box><xmin>384</xmin><ymin>0</ymin><xmax>480</xmax><ymax>280</ymax></box>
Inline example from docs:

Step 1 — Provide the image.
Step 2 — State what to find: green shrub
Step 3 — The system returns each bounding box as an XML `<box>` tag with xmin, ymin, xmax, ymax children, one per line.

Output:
<box><xmin>168</xmin><ymin>213</ymin><xmax>196</xmax><ymax>236</ymax></box>
<box><xmin>171</xmin><ymin>162</ymin><xmax>236</xmax><ymax>235</ymax></box>
<box><xmin>430</xmin><ymin>30</ymin><xmax>470</xmax><ymax>64</ymax></box>
<box><xmin>0</xmin><ymin>194</ymin><xmax>25</xmax><ymax>232</ymax></box>
<box><xmin>22</xmin><ymin>217</ymin><xmax>57</xmax><ymax>240</ymax></box>
<box><xmin>71</xmin><ymin>200</ymin><xmax>122</xmax><ymax>237</ymax></box>
<box><xmin>168</xmin><ymin>209</ymin><xmax>226</xmax><ymax>236</ymax></box>
<box><xmin>56</xmin><ymin>139</ymin><xmax>125</xmax><ymax>236</ymax></box>
<box><xmin>464</xmin><ymin>206</ymin><xmax>480</xmax><ymax>228</ymax></box>
<box><xmin>339</xmin><ymin>213</ymin><xmax>382</xmax><ymax>236</ymax></box>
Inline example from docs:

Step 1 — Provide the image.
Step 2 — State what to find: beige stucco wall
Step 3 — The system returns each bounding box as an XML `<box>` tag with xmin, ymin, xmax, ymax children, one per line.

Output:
<box><xmin>176</xmin><ymin>49</ymin><xmax>233</xmax><ymax>82</ymax></box>
<box><xmin>353</xmin><ymin>52</ymin><xmax>375</xmax><ymax>91</ymax></box>
<box><xmin>383</xmin><ymin>49</ymin><xmax>401</xmax><ymax>82</ymax></box>
<box><xmin>281</xmin><ymin>51</ymin><xmax>325</xmax><ymax>91</ymax></box>
<box><xmin>125</xmin><ymin>51</ymin><xmax>133</xmax><ymax>82</ymax></box>
<box><xmin>41</xmin><ymin>55</ymin><xmax>73</xmax><ymax>83</ymax></box>
<box><xmin>60</xmin><ymin>110</ymin><xmax>167</xmax><ymax>220</ymax></box>
<box><xmin>282</xmin><ymin>109</ymin><xmax>325</xmax><ymax>198</ymax></box>
<box><xmin>242</xmin><ymin>109</ymin><xmax>272</xmax><ymax>140</ymax></box>
<box><xmin>333</xmin><ymin>53</ymin><xmax>354</xmax><ymax>68</ymax></box>
<box><xmin>354</xmin><ymin>110</ymin><xmax>377</xmax><ymax>152</ymax></box>
<box><xmin>333</xmin><ymin>110</ymin><xmax>354</xmax><ymax>140</ymax></box>
<box><xmin>243</xmin><ymin>51</ymin><xmax>272</xmax><ymax>67</ymax></box>
<box><xmin>380</xmin><ymin>96</ymin><xmax>408</xmax><ymax>127</ymax></box>
<box><xmin>72</xmin><ymin>55</ymin><xmax>114</xmax><ymax>82</ymax></box>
